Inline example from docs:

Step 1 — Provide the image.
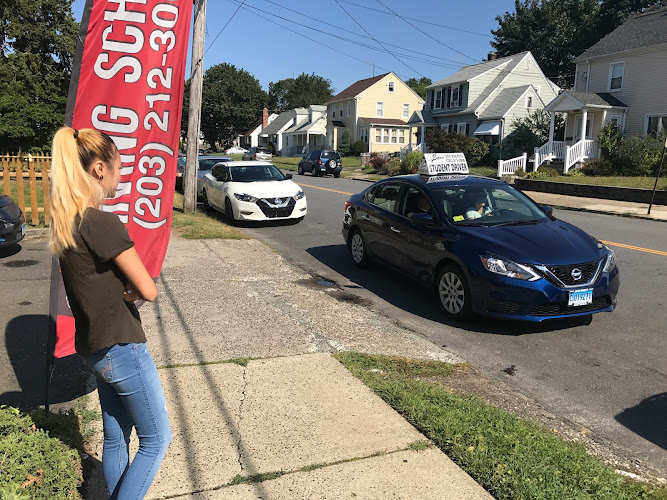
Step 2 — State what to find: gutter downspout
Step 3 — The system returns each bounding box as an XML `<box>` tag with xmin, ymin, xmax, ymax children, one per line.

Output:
<box><xmin>585</xmin><ymin>60</ymin><xmax>591</xmax><ymax>93</ymax></box>
<box><xmin>354</xmin><ymin>98</ymin><xmax>358</xmax><ymax>142</ymax></box>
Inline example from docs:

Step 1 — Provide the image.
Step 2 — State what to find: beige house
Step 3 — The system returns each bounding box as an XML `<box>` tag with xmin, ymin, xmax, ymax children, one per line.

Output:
<box><xmin>539</xmin><ymin>8</ymin><xmax>667</xmax><ymax>172</ymax></box>
<box><xmin>326</xmin><ymin>72</ymin><xmax>424</xmax><ymax>154</ymax></box>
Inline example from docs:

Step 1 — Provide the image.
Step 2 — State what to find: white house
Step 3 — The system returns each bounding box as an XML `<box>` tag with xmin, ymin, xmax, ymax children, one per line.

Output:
<box><xmin>237</xmin><ymin>108</ymin><xmax>278</xmax><ymax>149</ymax></box>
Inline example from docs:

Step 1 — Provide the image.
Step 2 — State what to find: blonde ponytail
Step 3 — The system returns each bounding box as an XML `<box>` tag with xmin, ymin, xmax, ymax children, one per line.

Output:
<box><xmin>48</xmin><ymin>127</ymin><xmax>117</xmax><ymax>255</ymax></box>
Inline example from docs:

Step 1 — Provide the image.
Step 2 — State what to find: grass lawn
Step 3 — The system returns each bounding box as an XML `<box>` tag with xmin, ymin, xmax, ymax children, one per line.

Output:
<box><xmin>522</xmin><ymin>175</ymin><xmax>667</xmax><ymax>190</ymax></box>
<box><xmin>336</xmin><ymin>352</ymin><xmax>667</xmax><ymax>500</ymax></box>
<box><xmin>171</xmin><ymin>192</ymin><xmax>249</xmax><ymax>240</ymax></box>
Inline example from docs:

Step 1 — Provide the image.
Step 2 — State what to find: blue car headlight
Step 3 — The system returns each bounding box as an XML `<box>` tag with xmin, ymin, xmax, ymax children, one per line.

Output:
<box><xmin>234</xmin><ymin>193</ymin><xmax>258</xmax><ymax>203</ymax></box>
<box><xmin>480</xmin><ymin>254</ymin><xmax>541</xmax><ymax>281</ymax></box>
<box><xmin>602</xmin><ymin>247</ymin><xmax>616</xmax><ymax>273</ymax></box>
<box><xmin>293</xmin><ymin>190</ymin><xmax>305</xmax><ymax>201</ymax></box>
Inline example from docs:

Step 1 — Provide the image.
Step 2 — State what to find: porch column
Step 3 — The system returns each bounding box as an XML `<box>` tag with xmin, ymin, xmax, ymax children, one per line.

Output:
<box><xmin>421</xmin><ymin>125</ymin><xmax>425</xmax><ymax>152</ymax></box>
<box><xmin>306</xmin><ymin>132</ymin><xmax>309</xmax><ymax>154</ymax></box>
<box><xmin>408</xmin><ymin>126</ymin><xmax>413</xmax><ymax>148</ymax></box>
<box><xmin>580</xmin><ymin>109</ymin><xmax>588</xmax><ymax>143</ymax></box>
<box><xmin>548</xmin><ymin>112</ymin><xmax>555</xmax><ymax>157</ymax></box>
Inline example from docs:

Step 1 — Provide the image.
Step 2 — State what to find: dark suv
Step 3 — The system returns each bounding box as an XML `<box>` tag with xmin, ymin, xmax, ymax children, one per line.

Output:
<box><xmin>298</xmin><ymin>150</ymin><xmax>342</xmax><ymax>177</ymax></box>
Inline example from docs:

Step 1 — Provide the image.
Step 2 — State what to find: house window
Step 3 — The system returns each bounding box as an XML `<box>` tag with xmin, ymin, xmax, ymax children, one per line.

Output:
<box><xmin>526</xmin><ymin>95</ymin><xmax>533</xmax><ymax>108</ymax></box>
<box><xmin>403</xmin><ymin>104</ymin><xmax>410</xmax><ymax>119</ymax></box>
<box><xmin>360</xmin><ymin>128</ymin><xmax>368</xmax><ymax>143</ymax></box>
<box><xmin>347</xmin><ymin>102</ymin><xmax>351</xmax><ymax>117</ymax></box>
<box><xmin>608</xmin><ymin>62</ymin><xmax>624</xmax><ymax>91</ymax></box>
<box><xmin>383</xmin><ymin>128</ymin><xmax>390</xmax><ymax>143</ymax></box>
<box><xmin>524</xmin><ymin>57</ymin><xmax>532</xmax><ymax>70</ymax></box>
<box><xmin>646</xmin><ymin>115</ymin><xmax>667</xmax><ymax>137</ymax></box>
<box><xmin>376</xmin><ymin>101</ymin><xmax>384</xmax><ymax>117</ymax></box>
<box><xmin>448</xmin><ymin>124</ymin><xmax>454</xmax><ymax>133</ymax></box>
<box><xmin>608</xmin><ymin>114</ymin><xmax>624</xmax><ymax>129</ymax></box>
<box><xmin>575</xmin><ymin>115</ymin><xmax>593</xmax><ymax>140</ymax></box>
<box><xmin>535</xmin><ymin>86</ymin><xmax>541</xmax><ymax>96</ymax></box>
<box><xmin>339</xmin><ymin>104</ymin><xmax>343</xmax><ymax>117</ymax></box>
<box><xmin>390</xmin><ymin>129</ymin><xmax>397</xmax><ymax>143</ymax></box>
<box><xmin>398</xmin><ymin>129</ymin><xmax>405</xmax><ymax>144</ymax></box>
<box><xmin>451</xmin><ymin>86</ymin><xmax>459</xmax><ymax>107</ymax></box>
<box><xmin>435</xmin><ymin>90</ymin><xmax>442</xmax><ymax>108</ymax></box>
<box><xmin>375</xmin><ymin>128</ymin><xmax>381</xmax><ymax>143</ymax></box>
<box><xmin>388</xmin><ymin>81</ymin><xmax>395</xmax><ymax>92</ymax></box>
<box><xmin>332</xmin><ymin>107</ymin><xmax>335</xmax><ymax>119</ymax></box>
<box><xmin>285</xmin><ymin>136</ymin><xmax>289</xmax><ymax>147</ymax></box>
<box><xmin>457</xmin><ymin>123</ymin><xmax>467</xmax><ymax>135</ymax></box>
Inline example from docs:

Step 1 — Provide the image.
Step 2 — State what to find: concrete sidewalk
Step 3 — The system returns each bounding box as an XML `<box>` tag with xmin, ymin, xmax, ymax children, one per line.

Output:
<box><xmin>83</xmin><ymin>237</ymin><xmax>489</xmax><ymax>499</ymax></box>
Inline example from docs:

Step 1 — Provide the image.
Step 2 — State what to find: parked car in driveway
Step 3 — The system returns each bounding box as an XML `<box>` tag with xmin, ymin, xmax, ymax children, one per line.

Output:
<box><xmin>0</xmin><ymin>195</ymin><xmax>26</xmax><ymax>247</ymax></box>
<box><xmin>298</xmin><ymin>150</ymin><xmax>342</xmax><ymax>177</ymax></box>
<box><xmin>342</xmin><ymin>174</ymin><xmax>619</xmax><ymax>322</ymax></box>
<box><xmin>242</xmin><ymin>147</ymin><xmax>273</xmax><ymax>162</ymax></box>
<box><xmin>225</xmin><ymin>146</ymin><xmax>248</xmax><ymax>155</ymax></box>
<box><xmin>201</xmin><ymin>161</ymin><xmax>306</xmax><ymax>223</ymax></box>
<box><xmin>175</xmin><ymin>155</ymin><xmax>233</xmax><ymax>196</ymax></box>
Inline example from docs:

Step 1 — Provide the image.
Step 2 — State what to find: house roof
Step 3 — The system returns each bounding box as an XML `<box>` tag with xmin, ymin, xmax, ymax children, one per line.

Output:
<box><xmin>566</xmin><ymin>91</ymin><xmax>628</xmax><ymax>107</ymax></box>
<box><xmin>259</xmin><ymin>111</ymin><xmax>292</xmax><ymax>136</ymax></box>
<box><xmin>284</xmin><ymin>116</ymin><xmax>326</xmax><ymax>134</ymax></box>
<box><xmin>327</xmin><ymin>73</ymin><xmax>390</xmax><ymax>103</ymax></box>
<box><xmin>478</xmin><ymin>85</ymin><xmax>536</xmax><ymax>119</ymax></box>
<box><xmin>358</xmin><ymin>117</ymin><xmax>408</xmax><ymax>126</ymax></box>
<box><xmin>331</xmin><ymin>120</ymin><xmax>346</xmax><ymax>127</ymax></box>
<box><xmin>407</xmin><ymin>109</ymin><xmax>436</xmax><ymax>126</ymax></box>
<box><xmin>576</xmin><ymin>8</ymin><xmax>667</xmax><ymax>61</ymax></box>
<box><xmin>426</xmin><ymin>52</ymin><xmax>528</xmax><ymax>88</ymax></box>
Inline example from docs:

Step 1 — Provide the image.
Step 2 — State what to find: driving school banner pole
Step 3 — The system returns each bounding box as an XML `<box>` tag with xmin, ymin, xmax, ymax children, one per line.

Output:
<box><xmin>46</xmin><ymin>0</ymin><xmax>193</xmax><ymax>410</ymax></box>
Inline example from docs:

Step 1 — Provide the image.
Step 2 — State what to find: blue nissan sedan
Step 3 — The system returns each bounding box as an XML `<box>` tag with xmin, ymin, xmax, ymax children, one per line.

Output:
<box><xmin>342</xmin><ymin>174</ymin><xmax>619</xmax><ymax>322</ymax></box>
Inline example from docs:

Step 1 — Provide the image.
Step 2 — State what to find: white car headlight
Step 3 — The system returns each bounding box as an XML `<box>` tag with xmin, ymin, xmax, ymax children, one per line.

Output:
<box><xmin>480</xmin><ymin>254</ymin><xmax>541</xmax><ymax>281</ymax></box>
<box><xmin>602</xmin><ymin>247</ymin><xmax>616</xmax><ymax>273</ymax></box>
<box><xmin>293</xmin><ymin>190</ymin><xmax>305</xmax><ymax>201</ymax></box>
<box><xmin>234</xmin><ymin>193</ymin><xmax>257</xmax><ymax>203</ymax></box>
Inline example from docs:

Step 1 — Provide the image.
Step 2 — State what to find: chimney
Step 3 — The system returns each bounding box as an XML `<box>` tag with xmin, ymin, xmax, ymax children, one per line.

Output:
<box><xmin>262</xmin><ymin>107</ymin><xmax>269</xmax><ymax>128</ymax></box>
<box><xmin>487</xmin><ymin>51</ymin><xmax>497</xmax><ymax>61</ymax></box>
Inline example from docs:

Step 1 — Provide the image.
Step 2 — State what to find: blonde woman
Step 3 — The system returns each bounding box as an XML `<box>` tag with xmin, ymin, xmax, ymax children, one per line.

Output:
<box><xmin>49</xmin><ymin>127</ymin><xmax>171</xmax><ymax>499</ymax></box>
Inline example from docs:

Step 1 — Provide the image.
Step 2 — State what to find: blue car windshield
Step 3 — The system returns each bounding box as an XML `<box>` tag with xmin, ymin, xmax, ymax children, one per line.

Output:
<box><xmin>229</xmin><ymin>165</ymin><xmax>285</xmax><ymax>182</ymax></box>
<box><xmin>429</xmin><ymin>184</ymin><xmax>549</xmax><ymax>226</ymax></box>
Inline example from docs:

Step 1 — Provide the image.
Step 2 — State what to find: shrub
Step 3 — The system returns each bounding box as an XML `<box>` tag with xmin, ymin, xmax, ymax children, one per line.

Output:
<box><xmin>506</xmin><ymin>109</ymin><xmax>565</xmax><ymax>154</ymax></box>
<box><xmin>513</xmin><ymin>168</ymin><xmax>526</xmax><ymax>177</ymax></box>
<box><xmin>338</xmin><ymin>130</ymin><xmax>351</xmax><ymax>156</ymax></box>
<box><xmin>368</xmin><ymin>155</ymin><xmax>388</xmax><ymax>172</ymax></box>
<box><xmin>580</xmin><ymin>158</ymin><xmax>614</xmax><ymax>176</ymax></box>
<box><xmin>349</xmin><ymin>139</ymin><xmax>368</xmax><ymax>156</ymax></box>
<box><xmin>537</xmin><ymin>165</ymin><xmax>559</xmax><ymax>177</ymax></box>
<box><xmin>565</xmin><ymin>168</ymin><xmax>585</xmax><ymax>177</ymax></box>
<box><xmin>425</xmin><ymin>129</ymin><xmax>489</xmax><ymax>165</ymax></box>
<box><xmin>386</xmin><ymin>157</ymin><xmax>402</xmax><ymax>176</ymax></box>
<box><xmin>597</xmin><ymin>123</ymin><xmax>623</xmax><ymax>159</ymax></box>
<box><xmin>400</xmin><ymin>151</ymin><xmax>423</xmax><ymax>174</ymax></box>
<box><xmin>613</xmin><ymin>134</ymin><xmax>662</xmax><ymax>176</ymax></box>
<box><xmin>525</xmin><ymin>170</ymin><xmax>549</xmax><ymax>180</ymax></box>
<box><xmin>0</xmin><ymin>407</ymin><xmax>82</xmax><ymax>499</ymax></box>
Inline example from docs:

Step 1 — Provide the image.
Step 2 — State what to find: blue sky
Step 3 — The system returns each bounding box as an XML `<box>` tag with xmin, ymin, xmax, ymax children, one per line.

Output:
<box><xmin>71</xmin><ymin>0</ymin><xmax>518</xmax><ymax>94</ymax></box>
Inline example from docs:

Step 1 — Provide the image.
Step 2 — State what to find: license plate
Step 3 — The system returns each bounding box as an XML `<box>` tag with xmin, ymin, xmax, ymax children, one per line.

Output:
<box><xmin>568</xmin><ymin>289</ymin><xmax>593</xmax><ymax>307</ymax></box>
<box><xmin>21</xmin><ymin>223</ymin><xmax>26</xmax><ymax>236</ymax></box>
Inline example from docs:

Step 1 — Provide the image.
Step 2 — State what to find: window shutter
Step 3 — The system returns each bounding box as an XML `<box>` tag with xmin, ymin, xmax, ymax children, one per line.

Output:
<box><xmin>465</xmin><ymin>124</ymin><xmax>470</xmax><ymax>136</ymax></box>
<box><xmin>459</xmin><ymin>84</ymin><xmax>464</xmax><ymax>106</ymax></box>
<box><xmin>429</xmin><ymin>90</ymin><xmax>434</xmax><ymax>110</ymax></box>
<box><xmin>446</xmin><ymin>87</ymin><xmax>451</xmax><ymax>108</ymax></box>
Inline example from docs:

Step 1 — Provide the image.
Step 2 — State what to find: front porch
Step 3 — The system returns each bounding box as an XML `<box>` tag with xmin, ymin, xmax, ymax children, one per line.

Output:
<box><xmin>535</xmin><ymin>91</ymin><xmax>628</xmax><ymax>172</ymax></box>
<box><xmin>282</xmin><ymin>132</ymin><xmax>327</xmax><ymax>157</ymax></box>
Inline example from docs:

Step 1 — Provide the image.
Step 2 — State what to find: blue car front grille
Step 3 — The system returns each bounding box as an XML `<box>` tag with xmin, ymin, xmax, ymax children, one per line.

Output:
<box><xmin>542</xmin><ymin>260</ymin><xmax>602</xmax><ymax>287</ymax></box>
<box><xmin>530</xmin><ymin>296</ymin><xmax>611</xmax><ymax>316</ymax></box>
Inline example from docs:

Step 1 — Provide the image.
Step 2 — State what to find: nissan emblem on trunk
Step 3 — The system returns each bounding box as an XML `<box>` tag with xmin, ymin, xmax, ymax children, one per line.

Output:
<box><xmin>571</xmin><ymin>268</ymin><xmax>583</xmax><ymax>280</ymax></box>
<box><xmin>275</xmin><ymin>198</ymin><xmax>281</xmax><ymax>205</ymax></box>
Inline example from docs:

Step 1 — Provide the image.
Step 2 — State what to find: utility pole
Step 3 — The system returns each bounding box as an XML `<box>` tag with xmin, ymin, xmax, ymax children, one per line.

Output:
<box><xmin>184</xmin><ymin>0</ymin><xmax>206</xmax><ymax>214</ymax></box>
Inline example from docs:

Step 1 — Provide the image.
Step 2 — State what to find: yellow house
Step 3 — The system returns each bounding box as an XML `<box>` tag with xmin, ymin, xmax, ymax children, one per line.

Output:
<box><xmin>326</xmin><ymin>72</ymin><xmax>424</xmax><ymax>154</ymax></box>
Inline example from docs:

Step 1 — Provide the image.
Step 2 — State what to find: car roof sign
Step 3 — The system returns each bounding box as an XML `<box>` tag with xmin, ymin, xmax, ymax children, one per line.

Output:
<box><xmin>421</xmin><ymin>174</ymin><xmax>469</xmax><ymax>183</ymax></box>
<box><xmin>417</xmin><ymin>153</ymin><xmax>469</xmax><ymax>176</ymax></box>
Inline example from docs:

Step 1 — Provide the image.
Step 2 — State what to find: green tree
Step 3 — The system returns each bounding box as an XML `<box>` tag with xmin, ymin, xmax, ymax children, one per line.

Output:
<box><xmin>405</xmin><ymin>77</ymin><xmax>432</xmax><ymax>99</ymax></box>
<box><xmin>505</xmin><ymin>109</ymin><xmax>565</xmax><ymax>155</ymax></box>
<box><xmin>268</xmin><ymin>73</ymin><xmax>333</xmax><ymax>110</ymax></box>
<box><xmin>182</xmin><ymin>63</ymin><xmax>268</xmax><ymax>150</ymax></box>
<box><xmin>0</xmin><ymin>0</ymin><xmax>78</xmax><ymax>152</ymax></box>
<box><xmin>338</xmin><ymin>130</ymin><xmax>351</xmax><ymax>156</ymax></box>
<box><xmin>491</xmin><ymin>0</ymin><xmax>661</xmax><ymax>88</ymax></box>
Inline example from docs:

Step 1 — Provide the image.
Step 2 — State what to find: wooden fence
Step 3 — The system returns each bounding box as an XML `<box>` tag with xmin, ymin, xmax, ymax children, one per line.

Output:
<box><xmin>0</xmin><ymin>153</ymin><xmax>51</xmax><ymax>225</ymax></box>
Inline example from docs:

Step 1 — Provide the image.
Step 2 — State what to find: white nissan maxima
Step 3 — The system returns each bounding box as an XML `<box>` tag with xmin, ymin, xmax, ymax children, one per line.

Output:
<box><xmin>201</xmin><ymin>161</ymin><xmax>307</xmax><ymax>223</ymax></box>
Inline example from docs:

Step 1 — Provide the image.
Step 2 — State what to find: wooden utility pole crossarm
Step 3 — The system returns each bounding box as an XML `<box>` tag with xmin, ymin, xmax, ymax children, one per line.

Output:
<box><xmin>184</xmin><ymin>0</ymin><xmax>206</xmax><ymax>214</ymax></box>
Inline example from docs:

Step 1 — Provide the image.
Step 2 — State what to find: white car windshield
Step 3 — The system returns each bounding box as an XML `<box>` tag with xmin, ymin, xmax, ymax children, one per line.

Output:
<box><xmin>229</xmin><ymin>165</ymin><xmax>286</xmax><ymax>182</ymax></box>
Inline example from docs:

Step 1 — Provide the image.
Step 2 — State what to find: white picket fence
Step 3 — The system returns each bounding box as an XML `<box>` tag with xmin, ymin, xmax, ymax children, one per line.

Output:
<box><xmin>497</xmin><ymin>152</ymin><xmax>527</xmax><ymax>176</ymax></box>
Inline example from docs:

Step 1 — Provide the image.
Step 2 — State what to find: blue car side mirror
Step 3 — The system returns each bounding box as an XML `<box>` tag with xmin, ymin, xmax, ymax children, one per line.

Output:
<box><xmin>409</xmin><ymin>212</ymin><xmax>433</xmax><ymax>225</ymax></box>
<box><xmin>541</xmin><ymin>204</ymin><xmax>554</xmax><ymax>216</ymax></box>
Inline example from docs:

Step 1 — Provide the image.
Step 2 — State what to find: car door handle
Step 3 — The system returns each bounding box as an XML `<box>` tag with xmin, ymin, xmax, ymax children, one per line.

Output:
<box><xmin>361</xmin><ymin>214</ymin><xmax>371</xmax><ymax>221</ymax></box>
<box><xmin>390</xmin><ymin>226</ymin><xmax>401</xmax><ymax>233</ymax></box>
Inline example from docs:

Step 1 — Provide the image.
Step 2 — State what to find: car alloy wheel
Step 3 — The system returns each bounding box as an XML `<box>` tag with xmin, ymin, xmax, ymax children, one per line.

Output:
<box><xmin>312</xmin><ymin>166</ymin><xmax>319</xmax><ymax>177</ymax></box>
<box><xmin>350</xmin><ymin>230</ymin><xmax>369</xmax><ymax>268</ymax></box>
<box><xmin>298</xmin><ymin>164</ymin><xmax>304</xmax><ymax>175</ymax></box>
<box><xmin>224</xmin><ymin>197</ymin><xmax>236</xmax><ymax>224</ymax></box>
<box><xmin>437</xmin><ymin>265</ymin><xmax>472</xmax><ymax>319</ymax></box>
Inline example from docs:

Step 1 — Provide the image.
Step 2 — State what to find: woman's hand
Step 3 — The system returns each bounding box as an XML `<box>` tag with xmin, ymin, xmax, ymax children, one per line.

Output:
<box><xmin>123</xmin><ymin>288</ymin><xmax>141</xmax><ymax>302</ymax></box>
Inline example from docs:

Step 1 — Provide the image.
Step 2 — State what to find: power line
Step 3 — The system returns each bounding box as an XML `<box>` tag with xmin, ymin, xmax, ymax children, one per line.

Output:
<box><xmin>204</xmin><ymin>0</ymin><xmax>247</xmax><ymax>55</ymax></box>
<box><xmin>332</xmin><ymin>0</ymin><xmax>425</xmax><ymax>78</ymax></box>
<box><xmin>375</xmin><ymin>0</ymin><xmax>477</xmax><ymax>63</ymax></box>
<box><xmin>339</xmin><ymin>0</ymin><xmax>494</xmax><ymax>38</ymax></box>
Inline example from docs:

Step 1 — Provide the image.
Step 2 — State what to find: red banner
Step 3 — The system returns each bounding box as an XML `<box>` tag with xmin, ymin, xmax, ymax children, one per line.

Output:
<box><xmin>50</xmin><ymin>0</ymin><xmax>193</xmax><ymax>359</ymax></box>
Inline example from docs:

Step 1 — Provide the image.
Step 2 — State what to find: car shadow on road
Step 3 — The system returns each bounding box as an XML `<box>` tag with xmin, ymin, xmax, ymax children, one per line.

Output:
<box><xmin>306</xmin><ymin>244</ymin><xmax>594</xmax><ymax>336</ymax></box>
<box><xmin>0</xmin><ymin>243</ymin><xmax>22</xmax><ymax>258</ymax></box>
<box><xmin>615</xmin><ymin>393</ymin><xmax>667</xmax><ymax>451</ymax></box>
<box><xmin>0</xmin><ymin>315</ymin><xmax>92</xmax><ymax>410</ymax></box>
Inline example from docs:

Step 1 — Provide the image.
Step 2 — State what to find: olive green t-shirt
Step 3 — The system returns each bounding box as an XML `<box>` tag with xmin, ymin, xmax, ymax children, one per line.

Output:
<box><xmin>60</xmin><ymin>208</ymin><xmax>146</xmax><ymax>356</ymax></box>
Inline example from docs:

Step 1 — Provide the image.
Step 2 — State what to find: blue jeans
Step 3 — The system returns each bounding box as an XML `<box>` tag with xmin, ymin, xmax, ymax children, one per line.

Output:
<box><xmin>85</xmin><ymin>343</ymin><xmax>172</xmax><ymax>500</ymax></box>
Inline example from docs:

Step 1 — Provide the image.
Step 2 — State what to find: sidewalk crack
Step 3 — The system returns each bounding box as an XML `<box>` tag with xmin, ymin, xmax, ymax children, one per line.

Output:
<box><xmin>236</xmin><ymin>364</ymin><xmax>249</xmax><ymax>472</ymax></box>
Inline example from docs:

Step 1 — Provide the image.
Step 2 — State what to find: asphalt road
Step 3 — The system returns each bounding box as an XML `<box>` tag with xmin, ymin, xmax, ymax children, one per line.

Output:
<box><xmin>241</xmin><ymin>172</ymin><xmax>667</xmax><ymax>476</ymax></box>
